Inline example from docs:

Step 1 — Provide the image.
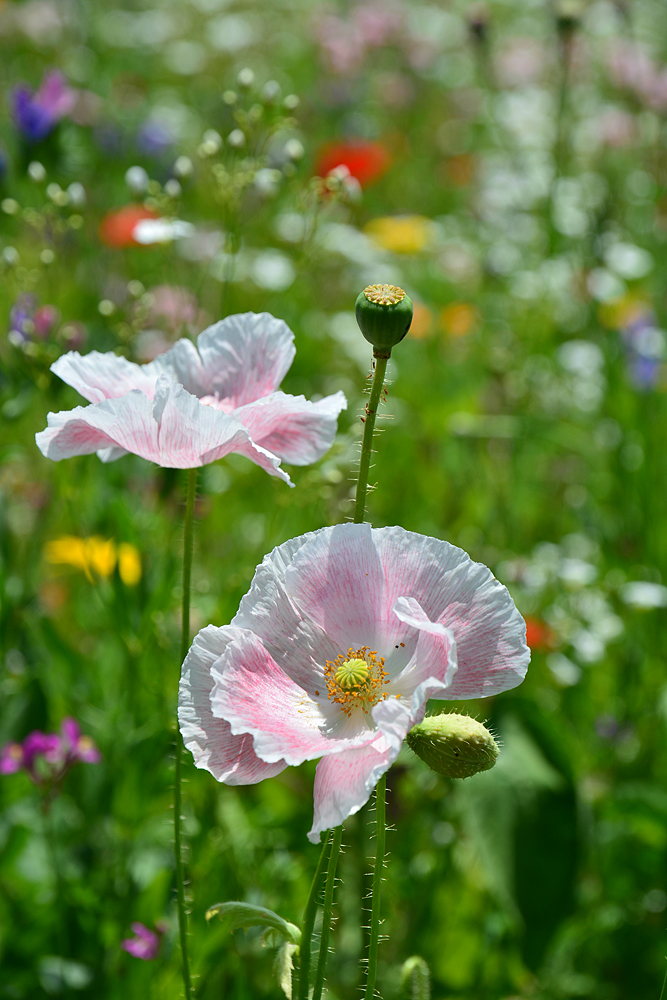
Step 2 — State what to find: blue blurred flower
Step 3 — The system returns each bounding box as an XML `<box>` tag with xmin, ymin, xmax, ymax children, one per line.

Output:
<box><xmin>137</xmin><ymin>119</ymin><xmax>174</xmax><ymax>158</ymax></box>
<box><xmin>11</xmin><ymin>70</ymin><xmax>76</xmax><ymax>143</ymax></box>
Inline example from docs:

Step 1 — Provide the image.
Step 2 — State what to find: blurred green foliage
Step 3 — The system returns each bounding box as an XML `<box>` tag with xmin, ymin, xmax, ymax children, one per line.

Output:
<box><xmin>1</xmin><ymin>0</ymin><xmax>667</xmax><ymax>997</ymax></box>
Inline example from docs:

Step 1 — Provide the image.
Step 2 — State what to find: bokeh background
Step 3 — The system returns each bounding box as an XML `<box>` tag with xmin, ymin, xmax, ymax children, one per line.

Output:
<box><xmin>1</xmin><ymin>0</ymin><xmax>667</xmax><ymax>997</ymax></box>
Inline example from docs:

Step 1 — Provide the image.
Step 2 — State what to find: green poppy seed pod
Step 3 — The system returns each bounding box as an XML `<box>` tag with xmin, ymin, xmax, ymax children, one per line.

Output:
<box><xmin>406</xmin><ymin>713</ymin><xmax>499</xmax><ymax>779</ymax></box>
<box><xmin>355</xmin><ymin>284</ymin><xmax>414</xmax><ymax>359</ymax></box>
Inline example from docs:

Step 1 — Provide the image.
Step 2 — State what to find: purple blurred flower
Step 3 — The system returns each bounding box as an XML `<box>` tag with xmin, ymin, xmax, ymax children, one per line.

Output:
<box><xmin>11</xmin><ymin>70</ymin><xmax>77</xmax><ymax>143</ymax></box>
<box><xmin>620</xmin><ymin>308</ymin><xmax>665</xmax><ymax>391</ymax></box>
<box><xmin>9</xmin><ymin>294</ymin><xmax>38</xmax><ymax>344</ymax></box>
<box><xmin>137</xmin><ymin>119</ymin><xmax>174</xmax><ymax>158</ymax></box>
<box><xmin>0</xmin><ymin>717</ymin><xmax>100</xmax><ymax>786</ymax></box>
<box><xmin>121</xmin><ymin>922</ymin><xmax>162</xmax><ymax>960</ymax></box>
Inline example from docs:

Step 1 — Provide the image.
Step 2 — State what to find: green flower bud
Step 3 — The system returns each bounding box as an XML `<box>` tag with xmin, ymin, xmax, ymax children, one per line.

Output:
<box><xmin>406</xmin><ymin>713</ymin><xmax>499</xmax><ymax>779</ymax></box>
<box><xmin>355</xmin><ymin>284</ymin><xmax>414</xmax><ymax>359</ymax></box>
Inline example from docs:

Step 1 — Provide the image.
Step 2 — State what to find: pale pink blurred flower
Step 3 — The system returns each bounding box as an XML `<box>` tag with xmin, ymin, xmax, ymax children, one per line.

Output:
<box><xmin>495</xmin><ymin>37</ymin><xmax>547</xmax><ymax>88</ymax></box>
<box><xmin>313</xmin><ymin>3</ymin><xmax>403</xmax><ymax>74</ymax></box>
<box><xmin>146</xmin><ymin>285</ymin><xmax>199</xmax><ymax>332</ymax></box>
<box><xmin>36</xmin><ymin>313</ymin><xmax>347</xmax><ymax>481</ymax></box>
<box><xmin>121</xmin><ymin>922</ymin><xmax>162</xmax><ymax>960</ymax></box>
<box><xmin>595</xmin><ymin>107</ymin><xmax>637</xmax><ymax>148</ymax></box>
<box><xmin>608</xmin><ymin>41</ymin><xmax>667</xmax><ymax>112</ymax></box>
<box><xmin>179</xmin><ymin>523</ymin><xmax>529</xmax><ymax>842</ymax></box>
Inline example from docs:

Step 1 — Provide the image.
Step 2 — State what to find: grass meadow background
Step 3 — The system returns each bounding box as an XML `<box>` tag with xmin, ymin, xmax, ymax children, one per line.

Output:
<box><xmin>1</xmin><ymin>0</ymin><xmax>667</xmax><ymax>997</ymax></box>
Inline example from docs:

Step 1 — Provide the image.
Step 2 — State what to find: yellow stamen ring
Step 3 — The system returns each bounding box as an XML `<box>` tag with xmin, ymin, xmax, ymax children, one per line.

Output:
<box><xmin>324</xmin><ymin>647</ymin><xmax>389</xmax><ymax>716</ymax></box>
<box><xmin>363</xmin><ymin>283</ymin><xmax>406</xmax><ymax>306</ymax></box>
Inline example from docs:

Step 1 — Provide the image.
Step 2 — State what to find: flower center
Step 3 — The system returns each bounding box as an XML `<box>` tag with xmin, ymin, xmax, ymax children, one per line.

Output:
<box><xmin>363</xmin><ymin>283</ymin><xmax>406</xmax><ymax>306</ymax></box>
<box><xmin>324</xmin><ymin>647</ymin><xmax>389</xmax><ymax>716</ymax></box>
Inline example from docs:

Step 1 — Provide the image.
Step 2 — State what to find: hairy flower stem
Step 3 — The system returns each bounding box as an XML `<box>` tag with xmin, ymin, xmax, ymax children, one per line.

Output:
<box><xmin>354</xmin><ymin>355</ymin><xmax>388</xmax><ymax>524</ymax></box>
<box><xmin>312</xmin><ymin>825</ymin><xmax>344</xmax><ymax>1000</ymax></box>
<box><xmin>175</xmin><ymin>467</ymin><xmax>197</xmax><ymax>1000</ymax></box>
<box><xmin>364</xmin><ymin>774</ymin><xmax>386</xmax><ymax>1000</ymax></box>
<box><xmin>297</xmin><ymin>831</ymin><xmax>332</xmax><ymax>1000</ymax></box>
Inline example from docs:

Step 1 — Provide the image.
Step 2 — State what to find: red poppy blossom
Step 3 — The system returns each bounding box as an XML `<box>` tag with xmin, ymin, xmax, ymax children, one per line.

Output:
<box><xmin>524</xmin><ymin>616</ymin><xmax>555</xmax><ymax>651</ymax></box>
<box><xmin>99</xmin><ymin>205</ymin><xmax>159</xmax><ymax>248</ymax></box>
<box><xmin>314</xmin><ymin>140</ymin><xmax>391</xmax><ymax>187</ymax></box>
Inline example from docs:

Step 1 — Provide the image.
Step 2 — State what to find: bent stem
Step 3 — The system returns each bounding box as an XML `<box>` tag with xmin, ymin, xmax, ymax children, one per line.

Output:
<box><xmin>175</xmin><ymin>467</ymin><xmax>197</xmax><ymax>1000</ymax></box>
<box><xmin>354</xmin><ymin>354</ymin><xmax>388</xmax><ymax>525</ymax></box>
<box><xmin>364</xmin><ymin>773</ymin><xmax>386</xmax><ymax>1000</ymax></box>
<box><xmin>297</xmin><ymin>831</ymin><xmax>332</xmax><ymax>1000</ymax></box>
<box><xmin>312</xmin><ymin>825</ymin><xmax>344</xmax><ymax>1000</ymax></box>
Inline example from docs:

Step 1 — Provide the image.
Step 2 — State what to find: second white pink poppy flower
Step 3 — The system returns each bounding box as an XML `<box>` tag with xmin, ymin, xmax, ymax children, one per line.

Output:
<box><xmin>178</xmin><ymin>523</ymin><xmax>530</xmax><ymax>842</ymax></box>
<box><xmin>36</xmin><ymin>312</ymin><xmax>347</xmax><ymax>483</ymax></box>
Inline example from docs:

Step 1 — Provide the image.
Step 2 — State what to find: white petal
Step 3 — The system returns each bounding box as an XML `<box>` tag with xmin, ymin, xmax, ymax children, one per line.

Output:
<box><xmin>233</xmin><ymin>391</ymin><xmax>347</xmax><ymax>465</ymax></box>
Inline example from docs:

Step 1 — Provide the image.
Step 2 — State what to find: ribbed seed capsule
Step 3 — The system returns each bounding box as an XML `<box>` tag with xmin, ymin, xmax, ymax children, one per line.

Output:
<box><xmin>406</xmin><ymin>713</ymin><xmax>499</xmax><ymax>779</ymax></box>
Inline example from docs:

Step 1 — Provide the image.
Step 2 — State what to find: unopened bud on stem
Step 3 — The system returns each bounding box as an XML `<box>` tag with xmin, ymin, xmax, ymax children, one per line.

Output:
<box><xmin>406</xmin><ymin>713</ymin><xmax>499</xmax><ymax>778</ymax></box>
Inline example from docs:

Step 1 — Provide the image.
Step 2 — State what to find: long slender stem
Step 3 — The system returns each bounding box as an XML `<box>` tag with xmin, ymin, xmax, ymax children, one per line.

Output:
<box><xmin>312</xmin><ymin>825</ymin><xmax>343</xmax><ymax>1000</ymax></box>
<box><xmin>175</xmin><ymin>467</ymin><xmax>197</xmax><ymax>1000</ymax></box>
<box><xmin>364</xmin><ymin>773</ymin><xmax>386</xmax><ymax>1000</ymax></box>
<box><xmin>297</xmin><ymin>831</ymin><xmax>332</xmax><ymax>1000</ymax></box>
<box><xmin>354</xmin><ymin>355</ymin><xmax>388</xmax><ymax>524</ymax></box>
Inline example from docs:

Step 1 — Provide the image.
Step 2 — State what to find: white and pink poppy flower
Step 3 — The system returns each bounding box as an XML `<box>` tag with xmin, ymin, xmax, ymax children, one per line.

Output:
<box><xmin>178</xmin><ymin>523</ymin><xmax>529</xmax><ymax>842</ymax></box>
<box><xmin>36</xmin><ymin>313</ymin><xmax>347</xmax><ymax>481</ymax></box>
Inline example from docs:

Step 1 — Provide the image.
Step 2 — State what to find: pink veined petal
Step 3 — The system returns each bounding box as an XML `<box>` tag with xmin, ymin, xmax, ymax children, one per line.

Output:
<box><xmin>232</xmin><ymin>390</ymin><xmax>347</xmax><ymax>465</ymax></box>
<box><xmin>51</xmin><ymin>340</ymin><xmax>207</xmax><ymax>403</ymax></box>
<box><xmin>36</xmin><ymin>379</ymin><xmax>293</xmax><ymax>479</ymax></box>
<box><xmin>308</xmin><ymin>736</ymin><xmax>398</xmax><ymax>843</ymax></box>
<box><xmin>196</xmin><ymin>313</ymin><xmax>296</xmax><ymax>406</ymax></box>
<box><xmin>283</xmin><ymin>524</ymin><xmax>388</xmax><ymax>652</ymax></box>
<box><xmin>178</xmin><ymin>624</ymin><xmax>288</xmax><ymax>784</ymax></box>
<box><xmin>210</xmin><ymin>630</ymin><xmax>378</xmax><ymax>767</ymax></box>
<box><xmin>232</xmin><ymin>533</ymin><xmax>344</xmax><ymax>689</ymax></box>
<box><xmin>50</xmin><ymin>351</ymin><xmax>159</xmax><ymax>403</ymax></box>
<box><xmin>372</xmin><ymin>526</ymin><xmax>529</xmax><ymax>698</ymax></box>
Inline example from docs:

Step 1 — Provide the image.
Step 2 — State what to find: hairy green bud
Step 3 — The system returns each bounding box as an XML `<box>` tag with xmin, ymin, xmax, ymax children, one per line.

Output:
<box><xmin>406</xmin><ymin>713</ymin><xmax>499</xmax><ymax>779</ymax></box>
<box><xmin>355</xmin><ymin>283</ymin><xmax>413</xmax><ymax>358</ymax></box>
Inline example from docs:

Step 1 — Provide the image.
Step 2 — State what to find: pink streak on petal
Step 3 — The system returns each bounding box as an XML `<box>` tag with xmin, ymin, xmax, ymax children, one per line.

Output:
<box><xmin>374</xmin><ymin>527</ymin><xmax>529</xmax><ymax>697</ymax></box>
<box><xmin>179</xmin><ymin>624</ymin><xmax>287</xmax><ymax>784</ymax></box>
<box><xmin>210</xmin><ymin>630</ymin><xmax>374</xmax><ymax>766</ymax></box>
<box><xmin>284</xmin><ymin>524</ymin><xmax>387</xmax><ymax>651</ymax></box>
<box><xmin>196</xmin><ymin>313</ymin><xmax>296</xmax><ymax>406</ymax></box>
<box><xmin>232</xmin><ymin>534</ymin><xmax>341</xmax><ymax>691</ymax></box>
<box><xmin>308</xmin><ymin>737</ymin><xmax>396</xmax><ymax>842</ymax></box>
<box><xmin>233</xmin><ymin>390</ymin><xmax>347</xmax><ymax>465</ymax></box>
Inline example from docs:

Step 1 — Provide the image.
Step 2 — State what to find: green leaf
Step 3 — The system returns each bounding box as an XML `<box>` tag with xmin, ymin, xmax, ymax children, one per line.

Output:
<box><xmin>205</xmin><ymin>901</ymin><xmax>301</xmax><ymax>945</ymax></box>
<box><xmin>274</xmin><ymin>941</ymin><xmax>298</xmax><ymax>999</ymax></box>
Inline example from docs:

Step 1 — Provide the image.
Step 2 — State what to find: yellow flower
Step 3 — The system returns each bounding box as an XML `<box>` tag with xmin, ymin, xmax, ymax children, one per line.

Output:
<box><xmin>364</xmin><ymin>215</ymin><xmax>434</xmax><ymax>254</ymax></box>
<box><xmin>43</xmin><ymin>536</ymin><xmax>141</xmax><ymax>586</ymax></box>
<box><xmin>118</xmin><ymin>543</ymin><xmax>142</xmax><ymax>586</ymax></box>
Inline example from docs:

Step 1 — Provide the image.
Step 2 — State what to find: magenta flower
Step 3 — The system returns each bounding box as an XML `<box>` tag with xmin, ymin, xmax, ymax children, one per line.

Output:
<box><xmin>121</xmin><ymin>922</ymin><xmax>162</xmax><ymax>960</ymax></box>
<box><xmin>179</xmin><ymin>524</ymin><xmax>529</xmax><ymax>842</ymax></box>
<box><xmin>36</xmin><ymin>313</ymin><xmax>346</xmax><ymax>483</ymax></box>
<box><xmin>0</xmin><ymin>718</ymin><xmax>100</xmax><ymax>786</ymax></box>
